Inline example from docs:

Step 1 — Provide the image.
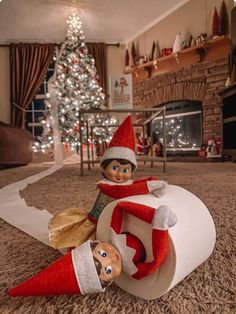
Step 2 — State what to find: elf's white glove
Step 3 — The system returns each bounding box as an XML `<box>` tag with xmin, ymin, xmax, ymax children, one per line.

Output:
<box><xmin>147</xmin><ymin>180</ymin><xmax>168</xmax><ymax>197</ymax></box>
<box><xmin>152</xmin><ymin>205</ymin><xmax>177</xmax><ymax>230</ymax></box>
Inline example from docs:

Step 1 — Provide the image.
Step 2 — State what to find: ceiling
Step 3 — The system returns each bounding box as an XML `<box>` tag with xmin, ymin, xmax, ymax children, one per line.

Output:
<box><xmin>0</xmin><ymin>0</ymin><xmax>189</xmax><ymax>44</ymax></box>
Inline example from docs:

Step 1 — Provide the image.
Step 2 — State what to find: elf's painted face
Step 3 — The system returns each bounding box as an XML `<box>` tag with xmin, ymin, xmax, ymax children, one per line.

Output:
<box><xmin>92</xmin><ymin>242</ymin><xmax>122</xmax><ymax>282</ymax></box>
<box><xmin>102</xmin><ymin>160</ymin><xmax>132</xmax><ymax>183</ymax></box>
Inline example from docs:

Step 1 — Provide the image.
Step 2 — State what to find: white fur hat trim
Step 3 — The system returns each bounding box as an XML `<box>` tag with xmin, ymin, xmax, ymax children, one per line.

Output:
<box><xmin>101</xmin><ymin>146</ymin><xmax>137</xmax><ymax>169</ymax></box>
<box><xmin>110</xmin><ymin>228</ymin><xmax>138</xmax><ymax>276</ymax></box>
<box><xmin>71</xmin><ymin>241</ymin><xmax>105</xmax><ymax>294</ymax></box>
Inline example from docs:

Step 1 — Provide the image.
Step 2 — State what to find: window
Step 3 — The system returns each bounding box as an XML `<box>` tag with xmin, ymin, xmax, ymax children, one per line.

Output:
<box><xmin>25</xmin><ymin>59</ymin><xmax>55</xmax><ymax>137</ymax></box>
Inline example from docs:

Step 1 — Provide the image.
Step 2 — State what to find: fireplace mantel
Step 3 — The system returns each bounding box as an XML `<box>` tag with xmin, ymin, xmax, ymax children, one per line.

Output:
<box><xmin>124</xmin><ymin>36</ymin><xmax>231</xmax><ymax>80</ymax></box>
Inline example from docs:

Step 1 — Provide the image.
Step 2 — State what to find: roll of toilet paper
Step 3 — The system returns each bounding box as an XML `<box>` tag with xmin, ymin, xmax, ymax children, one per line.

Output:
<box><xmin>96</xmin><ymin>185</ymin><xmax>216</xmax><ymax>300</ymax></box>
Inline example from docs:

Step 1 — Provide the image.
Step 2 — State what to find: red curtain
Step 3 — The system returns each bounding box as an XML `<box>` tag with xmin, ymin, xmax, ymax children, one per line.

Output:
<box><xmin>10</xmin><ymin>43</ymin><xmax>56</xmax><ymax>128</ymax></box>
<box><xmin>87</xmin><ymin>42</ymin><xmax>107</xmax><ymax>96</ymax></box>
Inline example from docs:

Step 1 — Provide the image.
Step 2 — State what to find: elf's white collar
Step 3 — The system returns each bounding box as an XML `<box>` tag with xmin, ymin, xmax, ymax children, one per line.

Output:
<box><xmin>110</xmin><ymin>228</ymin><xmax>138</xmax><ymax>276</ymax></box>
<box><xmin>97</xmin><ymin>178</ymin><xmax>134</xmax><ymax>186</ymax></box>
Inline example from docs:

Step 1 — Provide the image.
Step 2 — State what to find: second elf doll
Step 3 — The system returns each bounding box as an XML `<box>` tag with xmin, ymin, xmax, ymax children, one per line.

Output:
<box><xmin>49</xmin><ymin>115</ymin><xmax>168</xmax><ymax>249</ymax></box>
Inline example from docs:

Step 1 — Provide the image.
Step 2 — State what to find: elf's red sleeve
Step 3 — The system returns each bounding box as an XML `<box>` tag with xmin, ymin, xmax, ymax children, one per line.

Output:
<box><xmin>98</xmin><ymin>178</ymin><xmax>154</xmax><ymax>199</ymax></box>
<box><xmin>133</xmin><ymin>229</ymin><xmax>169</xmax><ymax>280</ymax></box>
<box><xmin>111</xmin><ymin>201</ymin><xmax>169</xmax><ymax>280</ymax></box>
<box><xmin>111</xmin><ymin>202</ymin><xmax>155</xmax><ymax>233</ymax></box>
<box><xmin>132</xmin><ymin>176</ymin><xmax>158</xmax><ymax>184</ymax></box>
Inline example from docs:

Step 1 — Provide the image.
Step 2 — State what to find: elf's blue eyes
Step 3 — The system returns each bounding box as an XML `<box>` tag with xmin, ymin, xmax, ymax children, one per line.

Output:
<box><xmin>99</xmin><ymin>250</ymin><xmax>107</xmax><ymax>257</ymax></box>
<box><xmin>105</xmin><ymin>266</ymin><xmax>112</xmax><ymax>274</ymax></box>
<box><xmin>112</xmin><ymin>165</ymin><xmax>129</xmax><ymax>173</ymax></box>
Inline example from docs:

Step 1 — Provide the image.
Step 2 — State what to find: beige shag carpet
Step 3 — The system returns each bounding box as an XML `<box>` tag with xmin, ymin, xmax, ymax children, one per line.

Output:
<box><xmin>0</xmin><ymin>162</ymin><xmax>235</xmax><ymax>314</ymax></box>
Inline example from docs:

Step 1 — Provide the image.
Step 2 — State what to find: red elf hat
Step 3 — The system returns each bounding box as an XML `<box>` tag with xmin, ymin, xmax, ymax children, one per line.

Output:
<box><xmin>101</xmin><ymin>115</ymin><xmax>137</xmax><ymax>170</ymax></box>
<box><xmin>8</xmin><ymin>241</ymin><xmax>104</xmax><ymax>297</ymax></box>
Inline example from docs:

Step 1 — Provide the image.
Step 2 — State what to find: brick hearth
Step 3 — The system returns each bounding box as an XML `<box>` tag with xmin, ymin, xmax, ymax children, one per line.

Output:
<box><xmin>133</xmin><ymin>56</ymin><xmax>229</xmax><ymax>143</ymax></box>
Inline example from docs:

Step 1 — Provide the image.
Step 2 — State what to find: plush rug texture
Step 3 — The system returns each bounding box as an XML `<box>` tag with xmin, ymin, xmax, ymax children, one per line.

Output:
<box><xmin>0</xmin><ymin>162</ymin><xmax>235</xmax><ymax>314</ymax></box>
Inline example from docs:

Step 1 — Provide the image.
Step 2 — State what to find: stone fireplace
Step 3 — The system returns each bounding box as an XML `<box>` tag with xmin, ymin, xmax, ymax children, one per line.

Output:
<box><xmin>132</xmin><ymin>55</ymin><xmax>229</xmax><ymax>152</ymax></box>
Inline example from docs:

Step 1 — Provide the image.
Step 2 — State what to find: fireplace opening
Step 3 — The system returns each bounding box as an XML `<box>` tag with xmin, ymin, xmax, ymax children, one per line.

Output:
<box><xmin>152</xmin><ymin>100</ymin><xmax>202</xmax><ymax>156</ymax></box>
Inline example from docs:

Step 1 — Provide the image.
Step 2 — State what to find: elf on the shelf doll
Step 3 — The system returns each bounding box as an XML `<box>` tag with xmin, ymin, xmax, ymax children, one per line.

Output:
<box><xmin>49</xmin><ymin>115</ymin><xmax>168</xmax><ymax>249</ymax></box>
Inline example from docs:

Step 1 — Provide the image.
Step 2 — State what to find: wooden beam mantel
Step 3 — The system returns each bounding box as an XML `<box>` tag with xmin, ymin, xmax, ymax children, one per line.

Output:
<box><xmin>124</xmin><ymin>36</ymin><xmax>231</xmax><ymax>80</ymax></box>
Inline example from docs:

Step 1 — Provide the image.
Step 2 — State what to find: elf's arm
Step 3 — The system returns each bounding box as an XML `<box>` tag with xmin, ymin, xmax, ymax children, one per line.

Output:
<box><xmin>133</xmin><ymin>229</ymin><xmax>169</xmax><ymax>279</ymax></box>
<box><xmin>110</xmin><ymin>201</ymin><xmax>176</xmax><ymax>280</ymax></box>
<box><xmin>132</xmin><ymin>176</ymin><xmax>158</xmax><ymax>184</ymax></box>
<box><xmin>98</xmin><ymin>178</ymin><xmax>167</xmax><ymax>199</ymax></box>
<box><xmin>132</xmin><ymin>204</ymin><xmax>177</xmax><ymax>279</ymax></box>
<box><xmin>97</xmin><ymin>181</ymin><xmax>149</xmax><ymax>199</ymax></box>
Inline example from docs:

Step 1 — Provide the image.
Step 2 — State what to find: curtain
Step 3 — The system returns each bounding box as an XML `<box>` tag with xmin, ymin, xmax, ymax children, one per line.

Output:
<box><xmin>87</xmin><ymin>42</ymin><xmax>107</xmax><ymax>96</ymax></box>
<box><xmin>10</xmin><ymin>43</ymin><xmax>56</xmax><ymax>128</ymax></box>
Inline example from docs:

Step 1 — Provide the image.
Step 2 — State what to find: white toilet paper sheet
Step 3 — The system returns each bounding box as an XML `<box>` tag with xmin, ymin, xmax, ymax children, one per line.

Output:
<box><xmin>0</xmin><ymin>166</ymin><xmax>61</xmax><ymax>246</ymax></box>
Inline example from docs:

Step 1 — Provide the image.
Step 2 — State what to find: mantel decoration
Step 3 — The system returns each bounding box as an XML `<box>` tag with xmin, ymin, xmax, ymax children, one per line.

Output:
<box><xmin>220</xmin><ymin>0</ymin><xmax>229</xmax><ymax>35</ymax></box>
<box><xmin>125</xmin><ymin>48</ymin><xmax>130</xmax><ymax>68</ymax></box>
<box><xmin>151</xmin><ymin>41</ymin><xmax>156</xmax><ymax>60</ymax></box>
<box><xmin>123</xmin><ymin>0</ymin><xmax>231</xmax><ymax>81</ymax></box>
<box><xmin>131</xmin><ymin>42</ymin><xmax>137</xmax><ymax>67</ymax></box>
<box><xmin>155</xmin><ymin>40</ymin><xmax>161</xmax><ymax>58</ymax></box>
<box><xmin>212</xmin><ymin>7</ymin><xmax>220</xmax><ymax>38</ymax></box>
<box><xmin>172</xmin><ymin>33</ymin><xmax>182</xmax><ymax>63</ymax></box>
<box><xmin>124</xmin><ymin>36</ymin><xmax>231</xmax><ymax>80</ymax></box>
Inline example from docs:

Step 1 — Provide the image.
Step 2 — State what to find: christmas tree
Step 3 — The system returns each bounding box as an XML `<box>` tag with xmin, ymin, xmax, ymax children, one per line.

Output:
<box><xmin>34</xmin><ymin>13</ymin><xmax>105</xmax><ymax>156</ymax></box>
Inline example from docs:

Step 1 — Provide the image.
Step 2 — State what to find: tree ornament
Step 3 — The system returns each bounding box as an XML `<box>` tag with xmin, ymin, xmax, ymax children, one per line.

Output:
<box><xmin>212</xmin><ymin>7</ymin><xmax>220</xmax><ymax>37</ymax></box>
<box><xmin>220</xmin><ymin>0</ymin><xmax>229</xmax><ymax>35</ymax></box>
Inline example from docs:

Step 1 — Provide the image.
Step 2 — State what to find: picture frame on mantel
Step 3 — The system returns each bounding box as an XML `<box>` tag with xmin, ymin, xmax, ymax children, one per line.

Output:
<box><xmin>110</xmin><ymin>74</ymin><xmax>133</xmax><ymax>109</ymax></box>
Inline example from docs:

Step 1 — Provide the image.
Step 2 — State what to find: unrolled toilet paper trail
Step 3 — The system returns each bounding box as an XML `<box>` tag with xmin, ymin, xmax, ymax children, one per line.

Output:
<box><xmin>0</xmin><ymin>165</ymin><xmax>62</xmax><ymax>246</ymax></box>
<box><xmin>96</xmin><ymin>185</ymin><xmax>216</xmax><ymax>300</ymax></box>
